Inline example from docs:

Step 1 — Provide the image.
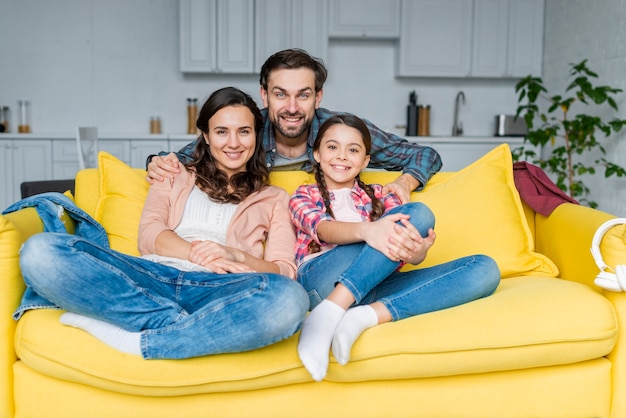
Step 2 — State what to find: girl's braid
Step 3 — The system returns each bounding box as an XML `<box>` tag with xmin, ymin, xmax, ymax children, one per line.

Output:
<box><xmin>355</xmin><ymin>175</ymin><xmax>384</xmax><ymax>221</ymax></box>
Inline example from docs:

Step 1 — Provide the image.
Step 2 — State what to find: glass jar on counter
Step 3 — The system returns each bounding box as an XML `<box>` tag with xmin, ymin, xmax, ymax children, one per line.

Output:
<box><xmin>0</xmin><ymin>106</ymin><xmax>9</xmax><ymax>132</ymax></box>
<box><xmin>18</xmin><ymin>99</ymin><xmax>31</xmax><ymax>133</ymax></box>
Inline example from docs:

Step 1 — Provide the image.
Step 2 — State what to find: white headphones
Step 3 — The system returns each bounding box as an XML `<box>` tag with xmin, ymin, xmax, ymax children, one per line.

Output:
<box><xmin>591</xmin><ymin>218</ymin><xmax>626</xmax><ymax>292</ymax></box>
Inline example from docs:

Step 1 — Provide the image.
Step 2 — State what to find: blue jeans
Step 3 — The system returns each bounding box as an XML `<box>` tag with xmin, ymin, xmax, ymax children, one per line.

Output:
<box><xmin>297</xmin><ymin>202</ymin><xmax>500</xmax><ymax>320</ymax></box>
<box><xmin>19</xmin><ymin>233</ymin><xmax>309</xmax><ymax>360</ymax></box>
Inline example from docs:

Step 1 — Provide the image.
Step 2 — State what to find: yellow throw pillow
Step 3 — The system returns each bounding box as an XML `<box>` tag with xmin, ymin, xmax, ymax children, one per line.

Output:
<box><xmin>269</xmin><ymin>171</ymin><xmax>315</xmax><ymax>195</ymax></box>
<box><xmin>95</xmin><ymin>152</ymin><xmax>149</xmax><ymax>256</ymax></box>
<box><xmin>407</xmin><ymin>144</ymin><xmax>559</xmax><ymax>278</ymax></box>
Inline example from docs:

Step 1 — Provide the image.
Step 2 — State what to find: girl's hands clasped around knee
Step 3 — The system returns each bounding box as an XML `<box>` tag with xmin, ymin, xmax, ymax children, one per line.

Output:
<box><xmin>362</xmin><ymin>215</ymin><xmax>435</xmax><ymax>263</ymax></box>
<box><xmin>393</xmin><ymin>219</ymin><xmax>436</xmax><ymax>265</ymax></box>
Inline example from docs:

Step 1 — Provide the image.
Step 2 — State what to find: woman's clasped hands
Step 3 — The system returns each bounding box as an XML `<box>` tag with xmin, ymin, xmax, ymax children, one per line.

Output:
<box><xmin>188</xmin><ymin>240</ymin><xmax>254</xmax><ymax>274</ymax></box>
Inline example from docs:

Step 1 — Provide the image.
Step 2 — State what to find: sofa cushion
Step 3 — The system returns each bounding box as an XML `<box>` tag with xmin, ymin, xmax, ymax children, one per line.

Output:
<box><xmin>94</xmin><ymin>152</ymin><xmax>149</xmax><ymax>256</ymax></box>
<box><xmin>14</xmin><ymin>276</ymin><xmax>616</xmax><ymax>396</ymax></box>
<box><xmin>408</xmin><ymin>144</ymin><xmax>559</xmax><ymax>278</ymax></box>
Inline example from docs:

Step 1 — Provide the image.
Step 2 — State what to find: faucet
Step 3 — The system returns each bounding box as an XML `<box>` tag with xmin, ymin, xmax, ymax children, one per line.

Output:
<box><xmin>452</xmin><ymin>91</ymin><xmax>465</xmax><ymax>136</ymax></box>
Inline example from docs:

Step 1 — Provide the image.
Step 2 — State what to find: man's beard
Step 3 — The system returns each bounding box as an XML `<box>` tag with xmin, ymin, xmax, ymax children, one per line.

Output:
<box><xmin>273</xmin><ymin>113</ymin><xmax>311</xmax><ymax>139</ymax></box>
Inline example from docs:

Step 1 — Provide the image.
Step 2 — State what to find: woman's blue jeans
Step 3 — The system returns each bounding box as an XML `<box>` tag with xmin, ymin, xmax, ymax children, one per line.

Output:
<box><xmin>297</xmin><ymin>202</ymin><xmax>500</xmax><ymax>320</ymax></box>
<box><xmin>19</xmin><ymin>233</ymin><xmax>309</xmax><ymax>360</ymax></box>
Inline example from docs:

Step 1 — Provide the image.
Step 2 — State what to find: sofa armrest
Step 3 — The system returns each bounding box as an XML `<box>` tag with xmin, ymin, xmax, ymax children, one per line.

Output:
<box><xmin>535</xmin><ymin>203</ymin><xmax>615</xmax><ymax>287</ymax></box>
<box><xmin>537</xmin><ymin>203</ymin><xmax>626</xmax><ymax>416</ymax></box>
<box><xmin>0</xmin><ymin>208</ymin><xmax>45</xmax><ymax>418</ymax></box>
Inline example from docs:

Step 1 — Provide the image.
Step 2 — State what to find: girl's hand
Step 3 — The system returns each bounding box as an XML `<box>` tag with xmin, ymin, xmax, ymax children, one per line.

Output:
<box><xmin>361</xmin><ymin>214</ymin><xmax>413</xmax><ymax>261</ymax></box>
<box><xmin>391</xmin><ymin>220</ymin><xmax>436</xmax><ymax>265</ymax></box>
<box><xmin>363</xmin><ymin>215</ymin><xmax>436</xmax><ymax>263</ymax></box>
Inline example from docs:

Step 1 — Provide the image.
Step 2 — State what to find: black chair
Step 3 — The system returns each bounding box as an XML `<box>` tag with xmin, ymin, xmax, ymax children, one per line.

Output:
<box><xmin>20</xmin><ymin>179</ymin><xmax>76</xmax><ymax>199</ymax></box>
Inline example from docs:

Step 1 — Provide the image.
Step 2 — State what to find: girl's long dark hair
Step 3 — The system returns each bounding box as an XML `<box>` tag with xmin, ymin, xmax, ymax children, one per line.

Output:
<box><xmin>309</xmin><ymin>114</ymin><xmax>385</xmax><ymax>253</ymax></box>
<box><xmin>187</xmin><ymin>87</ymin><xmax>269</xmax><ymax>203</ymax></box>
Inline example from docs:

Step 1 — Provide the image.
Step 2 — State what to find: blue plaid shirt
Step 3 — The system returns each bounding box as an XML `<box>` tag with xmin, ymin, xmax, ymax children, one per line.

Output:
<box><xmin>171</xmin><ymin>107</ymin><xmax>442</xmax><ymax>191</ymax></box>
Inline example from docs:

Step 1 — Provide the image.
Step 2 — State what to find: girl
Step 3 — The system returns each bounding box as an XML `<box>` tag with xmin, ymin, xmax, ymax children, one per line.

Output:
<box><xmin>18</xmin><ymin>87</ymin><xmax>309</xmax><ymax>360</ymax></box>
<box><xmin>289</xmin><ymin>114</ymin><xmax>500</xmax><ymax>381</ymax></box>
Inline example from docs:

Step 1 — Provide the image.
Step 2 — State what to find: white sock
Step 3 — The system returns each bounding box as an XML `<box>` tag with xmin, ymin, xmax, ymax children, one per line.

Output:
<box><xmin>60</xmin><ymin>312</ymin><xmax>142</xmax><ymax>356</ymax></box>
<box><xmin>297</xmin><ymin>299</ymin><xmax>346</xmax><ymax>381</ymax></box>
<box><xmin>331</xmin><ymin>305</ymin><xmax>378</xmax><ymax>366</ymax></box>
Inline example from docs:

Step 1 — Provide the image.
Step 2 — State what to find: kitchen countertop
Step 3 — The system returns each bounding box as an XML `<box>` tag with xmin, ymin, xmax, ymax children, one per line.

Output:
<box><xmin>0</xmin><ymin>133</ymin><xmax>198</xmax><ymax>140</ymax></box>
<box><xmin>0</xmin><ymin>132</ymin><xmax>526</xmax><ymax>142</ymax></box>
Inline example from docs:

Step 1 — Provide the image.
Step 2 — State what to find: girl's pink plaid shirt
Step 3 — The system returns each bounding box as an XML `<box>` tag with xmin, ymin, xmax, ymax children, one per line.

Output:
<box><xmin>289</xmin><ymin>181</ymin><xmax>402</xmax><ymax>266</ymax></box>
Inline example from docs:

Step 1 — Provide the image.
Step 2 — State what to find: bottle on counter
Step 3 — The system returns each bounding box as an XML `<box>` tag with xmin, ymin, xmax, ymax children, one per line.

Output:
<box><xmin>17</xmin><ymin>99</ymin><xmax>31</xmax><ymax>133</ymax></box>
<box><xmin>0</xmin><ymin>106</ymin><xmax>9</xmax><ymax>132</ymax></box>
<box><xmin>150</xmin><ymin>116</ymin><xmax>162</xmax><ymax>134</ymax></box>
<box><xmin>417</xmin><ymin>105</ymin><xmax>430</xmax><ymax>136</ymax></box>
<box><xmin>187</xmin><ymin>98</ymin><xmax>198</xmax><ymax>134</ymax></box>
<box><xmin>406</xmin><ymin>91</ymin><xmax>418</xmax><ymax>136</ymax></box>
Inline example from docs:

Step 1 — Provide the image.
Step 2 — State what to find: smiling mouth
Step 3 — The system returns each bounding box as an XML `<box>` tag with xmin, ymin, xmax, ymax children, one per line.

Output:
<box><xmin>224</xmin><ymin>151</ymin><xmax>243</xmax><ymax>159</ymax></box>
<box><xmin>331</xmin><ymin>164</ymin><xmax>351</xmax><ymax>171</ymax></box>
<box><xmin>280</xmin><ymin>114</ymin><xmax>304</xmax><ymax>125</ymax></box>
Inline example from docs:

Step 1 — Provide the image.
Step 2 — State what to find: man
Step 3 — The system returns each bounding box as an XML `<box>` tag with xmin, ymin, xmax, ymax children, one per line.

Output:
<box><xmin>147</xmin><ymin>48</ymin><xmax>441</xmax><ymax>203</ymax></box>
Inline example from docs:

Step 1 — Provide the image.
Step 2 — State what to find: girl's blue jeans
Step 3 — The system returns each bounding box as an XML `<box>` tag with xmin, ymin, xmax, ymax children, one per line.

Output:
<box><xmin>296</xmin><ymin>202</ymin><xmax>501</xmax><ymax>320</ymax></box>
<box><xmin>19</xmin><ymin>233</ymin><xmax>309</xmax><ymax>360</ymax></box>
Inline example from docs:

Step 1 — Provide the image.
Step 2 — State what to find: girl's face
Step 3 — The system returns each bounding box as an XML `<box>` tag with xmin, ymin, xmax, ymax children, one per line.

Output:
<box><xmin>313</xmin><ymin>124</ymin><xmax>370</xmax><ymax>190</ymax></box>
<box><xmin>203</xmin><ymin>105</ymin><xmax>256</xmax><ymax>178</ymax></box>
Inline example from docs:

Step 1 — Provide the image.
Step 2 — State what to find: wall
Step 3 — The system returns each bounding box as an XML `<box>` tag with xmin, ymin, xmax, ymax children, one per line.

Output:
<box><xmin>0</xmin><ymin>0</ymin><xmax>521</xmax><ymax>140</ymax></box>
<box><xmin>543</xmin><ymin>0</ymin><xmax>626</xmax><ymax>214</ymax></box>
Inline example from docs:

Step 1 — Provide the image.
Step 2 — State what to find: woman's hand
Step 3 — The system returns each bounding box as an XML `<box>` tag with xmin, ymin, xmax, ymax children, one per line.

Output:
<box><xmin>189</xmin><ymin>240</ymin><xmax>254</xmax><ymax>274</ymax></box>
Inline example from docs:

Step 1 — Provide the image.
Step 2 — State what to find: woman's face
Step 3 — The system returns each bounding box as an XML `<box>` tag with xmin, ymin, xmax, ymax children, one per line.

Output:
<box><xmin>204</xmin><ymin>105</ymin><xmax>256</xmax><ymax>177</ymax></box>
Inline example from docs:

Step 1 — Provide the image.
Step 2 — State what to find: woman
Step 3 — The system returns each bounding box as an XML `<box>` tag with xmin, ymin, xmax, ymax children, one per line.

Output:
<box><xmin>290</xmin><ymin>114</ymin><xmax>500</xmax><ymax>381</ymax></box>
<box><xmin>18</xmin><ymin>87</ymin><xmax>309</xmax><ymax>360</ymax></box>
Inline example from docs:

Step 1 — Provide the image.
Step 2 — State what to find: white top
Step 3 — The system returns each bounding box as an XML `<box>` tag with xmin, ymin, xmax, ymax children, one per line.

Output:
<box><xmin>141</xmin><ymin>186</ymin><xmax>239</xmax><ymax>272</ymax></box>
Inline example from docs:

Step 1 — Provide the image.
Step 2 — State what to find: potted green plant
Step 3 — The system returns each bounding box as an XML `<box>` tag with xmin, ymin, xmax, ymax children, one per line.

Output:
<box><xmin>514</xmin><ymin>59</ymin><xmax>626</xmax><ymax>208</ymax></box>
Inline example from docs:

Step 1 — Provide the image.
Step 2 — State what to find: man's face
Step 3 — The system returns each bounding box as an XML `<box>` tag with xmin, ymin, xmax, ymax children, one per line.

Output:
<box><xmin>260</xmin><ymin>68</ymin><xmax>323</xmax><ymax>142</ymax></box>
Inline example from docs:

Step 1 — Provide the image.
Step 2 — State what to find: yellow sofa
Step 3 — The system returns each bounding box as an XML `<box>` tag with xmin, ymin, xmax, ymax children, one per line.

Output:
<box><xmin>2</xmin><ymin>145</ymin><xmax>626</xmax><ymax>418</ymax></box>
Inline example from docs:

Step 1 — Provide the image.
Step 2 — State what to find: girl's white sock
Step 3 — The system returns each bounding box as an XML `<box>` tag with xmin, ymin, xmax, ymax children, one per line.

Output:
<box><xmin>297</xmin><ymin>299</ymin><xmax>346</xmax><ymax>381</ymax></box>
<box><xmin>332</xmin><ymin>305</ymin><xmax>378</xmax><ymax>366</ymax></box>
<box><xmin>60</xmin><ymin>312</ymin><xmax>142</xmax><ymax>356</ymax></box>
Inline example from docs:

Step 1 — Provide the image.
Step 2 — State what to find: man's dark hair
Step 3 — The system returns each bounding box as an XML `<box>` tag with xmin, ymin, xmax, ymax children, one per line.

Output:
<box><xmin>259</xmin><ymin>48</ymin><xmax>328</xmax><ymax>93</ymax></box>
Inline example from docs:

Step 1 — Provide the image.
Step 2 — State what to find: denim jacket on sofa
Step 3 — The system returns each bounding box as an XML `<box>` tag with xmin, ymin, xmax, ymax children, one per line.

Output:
<box><xmin>3</xmin><ymin>192</ymin><xmax>110</xmax><ymax>320</ymax></box>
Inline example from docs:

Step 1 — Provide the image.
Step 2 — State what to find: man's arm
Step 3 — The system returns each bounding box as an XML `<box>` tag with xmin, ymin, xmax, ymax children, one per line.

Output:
<box><xmin>145</xmin><ymin>138</ymin><xmax>199</xmax><ymax>183</ymax></box>
<box><xmin>363</xmin><ymin>119</ymin><xmax>442</xmax><ymax>191</ymax></box>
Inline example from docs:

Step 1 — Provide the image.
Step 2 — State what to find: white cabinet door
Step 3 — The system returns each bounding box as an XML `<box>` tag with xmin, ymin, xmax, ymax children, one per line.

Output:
<box><xmin>472</xmin><ymin>0</ymin><xmax>544</xmax><ymax>78</ymax></box>
<box><xmin>180</xmin><ymin>0</ymin><xmax>254</xmax><ymax>73</ymax></box>
<box><xmin>328</xmin><ymin>0</ymin><xmax>400</xmax><ymax>39</ymax></box>
<box><xmin>397</xmin><ymin>0</ymin><xmax>472</xmax><ymax>77</ymax></box>
<box><xmin>130</xmin><ymin>140</ymin><xmax>169</xmax><ymax>169</ymax></box>
<box><xmin>507</xmin><ymin>0</ymin><xmax>544</xmax><ymax>77</ymax></box>
<box><xmin>255</xmin><ymin>0</ymin><xmax>328</xmax><ymax>70</ymax></box>
<box><xmin>99</xmin><ymin>140</ymin><xmax>131</xmax><ymax>166</ymax></box>
<box><xmin>216</xmin><ymin>0</ymin><xmax>254</xmax><ymax>73</ymax></box>
<box><xmin>471</xmin><ymin>0</ymin><xmax>509</xmax><ymax>77</ymax></box>
<box><xmin>0</xmin><ymin>139</ymin><xmax>52</xmax><ymax>209</ymax></box>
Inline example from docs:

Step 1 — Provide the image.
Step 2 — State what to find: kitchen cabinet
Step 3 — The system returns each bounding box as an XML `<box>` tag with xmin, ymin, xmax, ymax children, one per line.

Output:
<box><xmin>179</xmin><ymin>0</ymin><xmax>254</xmax><ymax>73</ymax></box>
<box><xmin>397</xmin><ymin>0</ymin><xmax>473</xmax><ymax>77</ymax></box>
<box><xmin>328</xmin><ymin>0</ymin><xmax>400</xmax><ymax>39</ymax></box>
<box><xmin>471</xmin><ymin>0</ymin><xmax>544</xmax><ymax>78</ymax></box>
<box><xmin>0</xmin><ymin>139</ymin><xmax>52</xmax><ymax>210</ymax></box>
<box><xmin>255</xmin><ymin>0</ymin><xmax>328</xmax><ymax>70</ymax></box>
